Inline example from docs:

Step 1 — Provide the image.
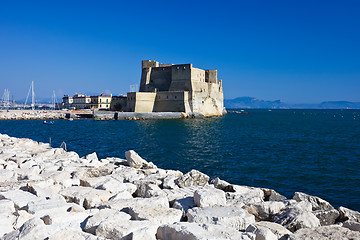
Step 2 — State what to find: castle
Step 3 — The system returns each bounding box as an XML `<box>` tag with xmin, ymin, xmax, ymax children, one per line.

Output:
<box><xmin>127</xmin><ymin>60</ymin><xmax>224</xmax><ymax>116</ymax></box>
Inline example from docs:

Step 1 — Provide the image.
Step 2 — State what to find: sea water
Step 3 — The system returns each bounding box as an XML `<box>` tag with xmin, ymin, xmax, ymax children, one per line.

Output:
<box><xmin>1</xmin><ymin>109</ymin><xmax>359</xmax><ymax>210</ymax></box>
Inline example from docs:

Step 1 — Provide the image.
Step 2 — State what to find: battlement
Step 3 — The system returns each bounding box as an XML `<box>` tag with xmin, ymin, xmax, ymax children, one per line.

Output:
<box><xmin>142</xmin><ymin>60</ymin><xmax>159</xmax><ymax>69</ymax></box>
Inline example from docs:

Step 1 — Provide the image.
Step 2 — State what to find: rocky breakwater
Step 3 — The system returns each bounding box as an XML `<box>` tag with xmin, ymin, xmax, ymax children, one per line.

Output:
<box><xmin>0</xmin><ymin>110</ymin><xmax>67</xmax><ymax>120</ymax></box>
<box><xmin>0</xmin><ymin>134</ymin><xmax>360</xmax><ymax>239</ymax></box>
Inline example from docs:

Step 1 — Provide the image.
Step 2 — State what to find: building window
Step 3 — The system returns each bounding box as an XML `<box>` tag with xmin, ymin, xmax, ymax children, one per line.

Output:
<box><xmin>167</xmin><ymin>96</ymin><xmax>168</xmax><ymax>99</ymax></box>
<box><xmin>174</xmin><ymin>96</ymin><xmax>177</xmax><ymax>99</ymax></box>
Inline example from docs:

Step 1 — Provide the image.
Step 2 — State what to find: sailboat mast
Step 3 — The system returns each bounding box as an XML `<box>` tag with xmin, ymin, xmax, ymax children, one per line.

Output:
<box><xmin>31</xmin><ymin>81</ymin><xmax>35</xmax><ymax>110</ymax></box>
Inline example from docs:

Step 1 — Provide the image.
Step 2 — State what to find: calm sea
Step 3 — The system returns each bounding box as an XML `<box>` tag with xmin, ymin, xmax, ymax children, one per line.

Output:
<box><xmin>1</xmin><ymin>109</ymin><xmax>359</xmax><ymax>211</ymax></box>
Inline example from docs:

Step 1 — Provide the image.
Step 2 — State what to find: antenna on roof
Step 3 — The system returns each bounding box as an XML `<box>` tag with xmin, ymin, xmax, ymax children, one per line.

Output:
<box><xmin>130</xmin><ymin>84</ymin><xmax>138</xmax><ymax>92</ymax></box>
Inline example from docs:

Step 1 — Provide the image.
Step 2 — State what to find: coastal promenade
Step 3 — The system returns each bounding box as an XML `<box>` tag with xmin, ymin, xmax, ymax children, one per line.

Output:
<box><xmin>0</xmin><ymin>134</ymin><xmax>360</xmax><ymax>239</ymax></box>
<box><xmin>0</xmin><ymin>110</ymin><xmax>68</xmax><ymax>120</ymax></box>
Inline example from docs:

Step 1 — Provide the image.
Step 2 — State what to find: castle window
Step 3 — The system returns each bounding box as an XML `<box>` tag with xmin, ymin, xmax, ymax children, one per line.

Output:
<box><xmin>175</xmin><ymin>96</ymin><xmax>177</xmax><ymax>99</ymax></box>
<box><xmin>167</xmin><ymin>96</ymin><xmax>168</xmax><ymax>99</ymax></box>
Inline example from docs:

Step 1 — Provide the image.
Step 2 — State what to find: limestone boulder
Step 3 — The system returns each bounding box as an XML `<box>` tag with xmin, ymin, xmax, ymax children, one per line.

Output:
<box><xmin>0</xmin><ymin>212</ymin><xmax>16</xmax><ymax>237</ymax></box>
<box><xmin>125</xmin><ymin>150</ymin><xmax>155</xmax><ymax>169</ymax></box>
<box><xmin>0</xmin><ymin>199</ymin><xmax>15</xmax><ymax>214</ymax></box>
<box><xmin>247</xmin><ymin>221</ymin><xmax>292</xmax><ymax>239</ymax></box>
<box><xmin>175</xmin><ymin>169</ymin><xmax>209</xmax><ymax>188</ymax></box>
<box><xmin>245</xmin><ymin>224</ymin><xmax>278</xmax><ymax>240</ymax></box>
<box><xmin>128</xmin><ymin>205</ymin><xmax>182</xmax><ymax>225</ymax></box>
<box><xmin>272</xmin><ymin>207</ymin><xmax>320</xmax><ymax>232</ymax></box>
<box><xmin>157</xmin><ymin>222</ymin><xmax>256</xmax><ymax>240</ymax></box>
<box><xmin>0</xmin><ymin>189</ymin><xmax>40</xmax><ymax>209</ymax></box>
<box><xmin>99</xmin><ymin>196</ymin><xmax>169</xmax><ymax>212</ymax></box>
<box><xmin>13</xmin><ymin>210</ymin><xmax>34</xmax><ymax>229</ymax></box>
<box><xmin>193</xmin><ymin>187</ymin><xmax>226</xmax><ymax>207</ymax></box>
<box><xmin>162</xmin><ymin>186</ymin><xmax>209</xmax><ymax>204</ymax></box>
<box><xmin>338</xmin><ymin>206</ymin><xmax>360</xmax><ymax>222</ymax></box>
<box><xmin>83</xmin><ymin>208</ymin><xmax>131</xmax><ymax>234</ymax></box>
<box><xmin>187</xmin><ymin>206</ymin><xmax>255</xmax><ymax>231</ymax></box>
<box><xmin>95</xmin><ymin>219</ymin><xmax>156</xmax><ymax>240</ymax></box>
<box><xmin>343</xmin><ymin>221</ymin><xmax>360</xmax><ymax>232</ymax></box>
<box><xmin>46</xmin><ymin>228</ymin><xmax>105</xmax><ymax>240</ymax></box>
<box><xmin>289</xmin><ymin>225</ymin><xmax>360</xmax><ymax>239</ymax></box>
<box><xmin>226</xmin><ymin>185</ymin><xmax>264</xmax><ymax>207</ymax></box>
<box><xmin>162</xmin><ymin>175</ymin><xmax>178</xmax><ymax>189</ymax></box>
<box><xmin>72</xmin><ymin>165</ymin><xmax>114</xmax><ymax>179</ymax></box>
<box><xmin>262</xmin><ymin>188</ymin><xmax>287</xmax><ymax>201</ymax></box>
<box><xmin>313</xmin><ymin>209</ymin><xmax>340</xmax><ymax>226</ymax></box>
<box><xmin>293</xmin><ymin>192</ymin><xmax>334</xmax><ymax>211</ymax></box>
<box><xmin>2</xmin><ymin>217</ymin><xmax>51</xmax><ymax>240</ymax></box>
<box><xmin>59</xmin><ymin>186</ymin><xmax>113</xmax><ymax>209</ymax></box>
<box><xmin>25</xmin><ymin>195</ymin><xmax>69</xmax><ymax>215</ymax></box>
<box><xmin>210</xmin><ymin>177</ymin><xmax>234</xmax><ymax>192</ymax></box>
<box><xmin>172</xmin><ymin>197</ymin><xmax>196</xmax><ymax>218</ymax></box>
<box><xmin>245</xmin><ymin>201</ymin><xmax>286</xmax><ymax>221</ymax></box>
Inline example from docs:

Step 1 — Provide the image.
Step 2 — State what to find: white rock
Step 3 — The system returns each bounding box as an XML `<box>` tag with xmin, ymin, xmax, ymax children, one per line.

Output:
<box><xmin>245</xmin><ymin>201</ymin><xmax>286</xmax><ymax>221</ymax></box>
<box><xmin>193</xmin><ymin>187</ymin><xmax>226</xmax><ymax>207</ymax></box>
<box><xmin>246</xmin><ymin>224</ymin><xmax>278</xmax><ymax>240</ymax></box>
<box><xmin>163</xmin><ymin>186</ymin><xmax>210</xmax><ymax>204</ymax></box>
<box><xmin>343</xmin><ymin>221</ymin><xmax>360</xmax><ymax>232</ymax></box>
<box><xmin>0</xmin><ymin>189</ymin><xmax>40</xmax><ymax>209</ymax></box>
<box><xmin>290</xmin><ymin>225</ymin><xmax>360</xmax><ymax>239</ymax></box>
<box><xmin>0</xmin><ymin>212</ymin><xmax>16</xmax><ymax>237</ymax></box>
<box><xmin>272</xmin><ymin>207</ymin><xmax>320</xmax><ymax>232</ymax></box>
<box><xmin>0</xmin><ymin>199</ymin><xmax>15</xmax><ymax>213</ymax></box>
<box><xmin>84</xmin><ymin>208</ymin><xmax>131</xmax><ymax>234</ymax></box>
<box><xmin>25</xmin><ymin>195</ymin><xmax>69</xmax><ymax>215</ymax></box>
<box><xmin>248</xmin><ymin>221</ymin><xmax>292</xmax><ymax>239</ymax></box>
<box><xmin>99</xmin><ymin>196</ymin><xmax>169</xmax><ymax>212</ymax></box>
<box><xmin>125</xmin><ymin>150</ymin><xmax>148</xmax><ymax>168</ymax></box>
<box><xmin>95</xmin><ymin>219</ymin><xmax>156</xmax><ymax>239</ymax></box>
<box><xmin>46</xmin><ymin>228</ymin><xmax>104</xmax><ymax>240</ymax></box>
<box><xmin>187</xmin><ymin>206</ymin><xmax>255</xmax><ymax>231</ymax></box>
<box><xmin>60</xmin><ymin>186</ymin><xmax>113</xmax><ymax>209</ymax></box>
<box><xmin>172</xmin><ymin>197</ymin><xmax>196</xmax><ymax>218</ymax></box>
<box><xmin>157</xmin><ymin>222</ymin><xmax>256</xmax><ymax>240</ymax></box>
<box><xmin>338</xmin><ymin>206</ymin><xmax>360</xmax><ymax>222</ymax></box>
<box><xmin>313</xmin><ymin>209</ymin><xmax>340</xmax><ymax>226</ymax></box>
<box><xmin>175</xmin><ymin>169</ymin><xmax>209</xmax><ymax>188</ymax></box>
<box><xmin>13</xmin><ymin>210</ymin><xmax>34</xmax><ymax>229</ymax></box>
<box><xmin>226</xmin><ymin>185</ymin><xmax>264</xmax><ymax>207</ymax></box>
<box><xmin>293</xmin><ymin>192</ymin><xmax>334</xmax><ymax>211</ymax></box>
<box><xmin>162</xmin><ymin>175</ymin><xmax>179</xmax><ymax>189</ymax></box>
<box><xmin>128</xmin><ymin>204</ymin><xmax>182</xmax><ymax>225</ymax></box>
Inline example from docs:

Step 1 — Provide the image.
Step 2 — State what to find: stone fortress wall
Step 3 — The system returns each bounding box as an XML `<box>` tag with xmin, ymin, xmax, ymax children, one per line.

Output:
<box><xmin>127</xmin><ymin>60</ymin><xmax>224</xmax><ymax>117</ymax></box>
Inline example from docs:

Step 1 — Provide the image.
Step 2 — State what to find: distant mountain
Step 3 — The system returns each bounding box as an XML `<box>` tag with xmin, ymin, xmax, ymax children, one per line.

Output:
<box><xmin>225</xmin><ymin>97</ymin><xmax>360</xmax><ymax>109</ymax></box>
<box><xmin>224</xmin><ymin>97</ymin><xmax>286</xmax><ymax>109</ymax></box>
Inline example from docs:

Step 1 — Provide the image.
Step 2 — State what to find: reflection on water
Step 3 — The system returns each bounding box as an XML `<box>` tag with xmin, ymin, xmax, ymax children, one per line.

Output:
<box><xmin>0</xmin><ymin>109</ymin><xmax>360</xmax><ymax>211</ymax></box>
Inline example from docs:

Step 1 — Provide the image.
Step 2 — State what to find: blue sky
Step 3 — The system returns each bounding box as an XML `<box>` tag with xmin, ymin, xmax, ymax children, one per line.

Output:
<box><xmin>1</xmin><ymin>0</ymin><xmax>359</xmax><ymax>103</ymax></box>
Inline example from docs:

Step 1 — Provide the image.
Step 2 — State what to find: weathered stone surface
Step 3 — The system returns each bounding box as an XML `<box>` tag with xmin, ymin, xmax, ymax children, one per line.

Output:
<box><xmin>95</xmin><ymin>219</ymin><xmax>155</xmax><ymax>240</ymax></box>
<box><xmin>289</xmin><ymin>225</ymin><xmax>360</xmax><ymax>239</ymax></box>
<box><xmin>0</xmin><ymin>212</ymin><xmax>16</xmax><ymax>237</ymax></box>
<box><xmin>157</xmin><ymin>222</ymin><xmax>256</xmax><ymax>240</ymax></box>
<box><xmin>172</xmin><ymin>197</ymin><xmax>196</xmax><ymax>218</ymax></box>
<box><xmin>246</xmin><ymin>223</ymin><xmax>278</xmax><ymax>240</ymax></box>
<box><xmin>73</xmin><ymin>165</ymin><xmax>114</xmax><ymax>179</ymax></box>
<box><xmin>135</xmin><ymin>182</ymin><xmax>166</xmax><ymax>198</ymax></box>
<box><xmin>59</xmin><ymin>186</ymin><xmax>113</xmax><ymax>209</ymax></box>
<box><xmin>343</xmin><ymin>221</ymin><xmax>360</xmax><ymax>232</ymax></box>
<box><xmin>175</xmin><ymin>170</ymin><xmax>209</xmax><ymax>188</ymax></box>
<box><xmin>125</xmin><ymin>150</ymin><xmax>149</xmax><ymax>169</ymax></box>
<box><xmin>193</xmin><ymin>187</ymin><xmax>226</xmax><ymax>207</ymax></box>
<box><xmin>83</xmin><ymin>208</ymin><xmax>131</xmax><ymax>234</ymax></box>
<box><xmin>0</xmin><ymin>189</ymin><xmax>40</xmax><ymax>209</ymax></box>
<box><xmin>338</xmin><ymin>206</ymin><xmax>360</xmax><ymax>222</ymax></box>
<box><xmin>25</xmin><ymin>195</ymin><xmax>68</xmax><ymax>215</ymax></box>
<box><xmin>41</xmin><ymin>211</ymin><xmax>90</xmax><ymax>230</ymax></box>
<box><xmin>46</xmin><ymin>228</ymin><xmax>105</xmax><ymax>240</ymax></box>
<box><xmin>247</xmin><ymin>221</ymin><xmax>292</xmax><ymax>239</ymax></box>
<box><xmin>293</xmin><ymin>192</ymin><xmax>334</xmax><ymax>211</ymax></box>
<box><xmin>245</xmin><ymin>201</ymin><xmax>286</xmax><ymax>221</ymax></box>
<box><xmin>13</xmin><ymin>210</ymin><xmax>34</xmax><ymax>229</ymax></box>
<box><xmin>262</xmin><ymin>188</ymin><xmax>287</xmax><ymax>201</ymax></box>
<box><xmin>272</xmin><ymin>206</ymin><xmax>320</xmax><ymax>232</ymax></box>
<box><xmin>126</xmin><ymin>225</ymin><xmax>158</xmax><ymax>240</ymax></box>
<box><xmin>26</xmin><ymin>181</ymin><xmax>62</xmax><ymax>198</ymax></box>
<box><xmin>128</xmin><ymin>205</ymin><xmax>182</xmax><ymax>225</ymax></box>
<box><xmin>226</xmin><ymin>185</ymin><xmax>264</xmax><ymax>207</ymax></box>
<box><xmin>187</xmin><ymin>206</ymin><xmax>255</xmax><ymax>231</ymax></box>
<box><xmin>0</xmin><ymin>199</ymin><xmax>15</xmax><ymax>213</ymax></box>
<box><xmin>313</xmin><ymin>209</ymin><xmax>340</xmax><ymax>226</ymax></box>
<box><xmin>210</xmin><ymin>177</ymin><xmax>234</xmax><ymax>192</ymax></box>
<box><xmin>163</xmin><ymin>186</ymin><xmax>209</xmax><ymax>204</ymax></box>
<box><xmin>162</xmin><ymin>175</ymin><xmax>178</xmax><ymax>189</ymax></box>
<box><xmin>3</xmin><ymin>217</ymin><xmax>51</xmax><ymax>240</ymax></box>
<box><xmin>99</xmin><ymin>196</ymin><xmax>169</xmax><ymax>212</ymax></box>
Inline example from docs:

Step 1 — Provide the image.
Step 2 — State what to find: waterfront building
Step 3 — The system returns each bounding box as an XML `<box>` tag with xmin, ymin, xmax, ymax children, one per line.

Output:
<box><xmin>110</xmin><ymin>95</ymin><xmax>127</xmax><ymax>111</ymax></box>
<box><xmin>90</xmin><ymin>94</ymin><xmax>112</xmax><ymax>110</ymax></box>
<box><xmin>72</xmin><ymin>94</ymin><xmax>91</xmax><ymax>109</ymax></box>
<box><xmin>61</xmin><ymin>95</ymin><xmax>73</xmax><ymax>109</ymax></box>
<box><xmin>127</xmin><ymin>60</ymin><xmax>224</xmax><ymax>116</ymax></box>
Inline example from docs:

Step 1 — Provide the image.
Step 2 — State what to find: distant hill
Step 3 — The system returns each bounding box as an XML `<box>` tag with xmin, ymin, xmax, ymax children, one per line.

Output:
<box><xmin>225</xmin><ymin>97</ymin><xmax>360</xmax><ymax>109</ymax></box>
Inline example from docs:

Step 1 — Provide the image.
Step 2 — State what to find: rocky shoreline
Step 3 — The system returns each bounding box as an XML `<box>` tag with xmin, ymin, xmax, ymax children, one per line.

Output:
<box><xmin>0</xmin><ymin>110</ymin><xmax>67</xmax><ymax>120</ymax></box>
<box><xmin>0</xmin><ymin>134</ymin><xmax>360</xmax><ymax>239</ymax></box>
